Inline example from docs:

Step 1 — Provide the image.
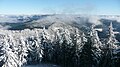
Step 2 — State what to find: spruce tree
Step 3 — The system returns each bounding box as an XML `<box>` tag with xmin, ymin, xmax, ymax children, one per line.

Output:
<box><xmin>0</xmin><ymin>34</ymin><xmax>7</xmax><ymax>67</ymax></box>
<box><xmin>27</xmin><ymin>35</ymin><xmax>43</xmax><ymax>64</ymax></box>
<box><xmin>101</xmin><ymin>22</ymin><xmax>119</xmax><ymax>67</ymax></box>
<box><xmin>17</xmin><ymin>36</ymin><xmax>28</xmax><ymax>67</ymax></box>
<box><xmin>41</xmin><ymin>26</ymin><xmax>52</xmax><ymax>62</ymax></box>
<box><xmin>72</xmin><ymin>28</ymin><xmax>87</xmax><ymax>67</ymax></box>
<box><xmin>2</xmin><ymin>35</ymin><xmax>19</xmax><ymax>67</ymax></box>
<box><xmin>90</xmin><ymin>25</ymin><xmax>103</xmax><ymax>66</ymax></box>
<box><xmin>80</xmin><ymin>37</ymin><xmax>94</xmax><ymax>67</ymax></box>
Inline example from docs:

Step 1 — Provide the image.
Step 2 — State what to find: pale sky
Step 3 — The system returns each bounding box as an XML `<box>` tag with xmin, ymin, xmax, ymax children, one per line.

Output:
<box><xmin>0</xmin><ymin>0</ymin><xmax>120</xmax><ymax>15</ymax></box>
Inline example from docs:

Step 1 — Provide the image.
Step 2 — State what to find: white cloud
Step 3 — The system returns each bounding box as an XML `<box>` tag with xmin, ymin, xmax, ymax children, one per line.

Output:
<box><xmin>88</xmin><ymin>16</ymin><xmax>102</xmax><ymax>25</ymax></box>
<box><xmin>0</xmin><ymin>25</ymin><xmax>11</xmax><ymax>30</ymax></box>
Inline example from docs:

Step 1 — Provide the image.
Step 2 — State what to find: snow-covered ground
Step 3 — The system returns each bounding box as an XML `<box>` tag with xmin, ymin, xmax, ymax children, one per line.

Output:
<box><xmin>25</xmin><ymin>63</ymin><xmax>61</xmax><ymax>67</ymax></box>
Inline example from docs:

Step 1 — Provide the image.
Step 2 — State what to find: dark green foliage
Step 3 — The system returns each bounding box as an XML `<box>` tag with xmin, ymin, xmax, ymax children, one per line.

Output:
<box><xmin>27</xmin><ymin>37</ymin><xmax>42</xmax><ymax>64</ymax></box>
<box><xmin>79</xmin><ymin>37</ymin><xmax>95</xmax><ymax>67</ymax></box>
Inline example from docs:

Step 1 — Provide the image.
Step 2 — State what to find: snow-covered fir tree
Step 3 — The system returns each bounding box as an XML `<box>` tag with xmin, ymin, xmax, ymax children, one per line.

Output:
<box><xmin>101</xmin><ymin>22</ymin><xmax>120</xmax><ymax>67</ymax></box>
<box><xmin>0</xmin><ymin>32</ymin><xmax>28</xmax><ymax>67</ymax></box>
<box><xmin>80</xmin><ymin>36</ymin><xmax>94</xmax><ymax>67</ymax></box>
<box><xmin>90</xmin><ymin>24</ymin><xmax>103</xmax><ymax>66</ymax></box>
<box><xmin>52</xmin><ymin>29</ymin><xmax>62</xmax><ymax>64</ymax></box>
<box><xmin>7</xmin><ymin>34</ymin><xmax>18</xmax><ymax>54</ymax></box>
<box><xmin>2</xmin><ymin>35</ymin><xmax>19</xmax><ymax>67</ymax></box>
<box><xmin>72</xmin><ymin>28</ymin><xmax>87</xmax><ymax>67</ymax></box>
<box><xmin>50</xmin><ymin>28</ymin><xmax>74</xmax><ymax>66</ymax></box>
<box><xmin>107</xmin><ymin>22</ymin><xmax>119</xmax><ymax>49</ymax></box>
<box><xmin>17</xmin><ymin>36</ymin><xmax>28</xmax><ymax>67</ymax></box>
<box><xmin>26</xmin><ymin>36</ymin><xmax>43</xmax><ymax>64</ymax></box>
<box><xmin>34</xmin><ymin>29</ymin><xmax>43</xmax><ymax>62</ymax></box>
<box><xmin>79</xmin><ymin>24</ymin><xmax>103</xmax><ymax>67</ymax></box>
<box><xmin>0</xmin><ymin>34</ymin><xmax>7</xmax><ymax>67</ymax></box>
<box><xmin>41</xmin><ymin>26</ymin><xmax>53</xmax><ymax>62</ymax></box>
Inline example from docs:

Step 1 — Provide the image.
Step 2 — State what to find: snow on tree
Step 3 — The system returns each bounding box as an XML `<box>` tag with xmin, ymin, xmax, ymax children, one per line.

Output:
<box><xmin>51</xmin><ymin>29</ymin><xmax>62</xmax><ymax>64</ymax></box>
<box><xmin>54</xmin><ymin>28</ymin><xmax>73</xmax><ymax>46</ymax></box>
<box><xmin>50</xmin><ymin>28</ymin><xmax>73</xmax><ymax>66</ymax></box>
<box><xmin>101</xmin><ymin>22</ymin><xmax>120</xmax><ymax>67</ymax></box>
<box><xmin>59</xmin><ymin>29</ymin><xmax>73</xmax><ymax>66</ymax></box>
<box><xmin>107</xmin><ymin>22</ymin><xmax>119</xmax><ymax>49</ymax></box>
<box><xmin>63</xmin><ymin>29</ymin><xmax>73</xmax><ymax>46</ymax></box>
<box><xmin>90</xmin><ymin>24</ymin><xmax>103</xmax><ymax>63</ymax></box>
<box><xmin>79</xmin><ymin>24</ymin><xmax>102</xmax><ymax>67</ymax></box>
<box><xmin>73</xmin><ymin>29</ymin><xmax>87</xmax><ymax>52</ymax></box>
<box><xmin>79</xmin><ymin>36</ymin><xmax>95</xmax><ymax>67</ymax></box>
<box><xmin>72</xmin><ymin>28</ymin><xmax>87</xmax><ymax>67</ymax></box>
<box><xmin>80</xmin><ymin>24</ymin><xmax>103</xmax><ymax>67</ymax></box>
<box><xmin>26</xmin><ymin>36</ymin><xmax>43</xmax><ymax>64</ymax></box>
<box><xmin>17</xmin><ymin>36</ymin><xmax>28</xmax><ymax>67</ymax></box>
<box><xmin>90</xmin><ymin>24</ymin><xmax>103</xmax><ymax>50</ymax></box>
<box><xmin>2</xmin><ymin>35</ymin><xmax>19</xmax><ymax>67</ymax></box>
<box><xmin>0</xmin><ymin>31</ymin><xmax>28</xmax><ymax>67</ymax></box>
<box><xmin>34</xmin><ymin>29</ymin><xmax>43</xmax><ymax>61</ymax></box>
<box><xmin>7</xmin><ymin>33</ymin><xmax>18</xmax><ymax>53</ymax></box>
<box><xmin>40</xmin><ymin>26</ymin><xmax>53</xmax><ymax>62</ymax></box>
<box><xmin>0</xmin><ymin>34</ymin><xmax>7</xmax><ymax>67</ymax></box>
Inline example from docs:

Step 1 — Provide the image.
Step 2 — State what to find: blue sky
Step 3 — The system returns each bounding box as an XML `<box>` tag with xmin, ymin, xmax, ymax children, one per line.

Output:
<box><xmin>0</xmin><ymin>0</ymin><xmax>120</xmax><ymax>15</ymax></box>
